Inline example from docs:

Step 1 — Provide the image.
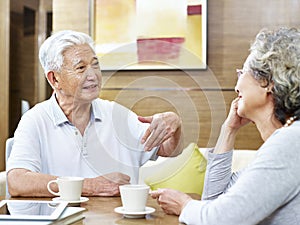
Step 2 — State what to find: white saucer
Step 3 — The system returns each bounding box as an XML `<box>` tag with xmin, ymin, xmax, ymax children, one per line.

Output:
<box><xmin>114</xmin><ymin>206</ymin><xmax>155</xmax><ymax>218</ymax></box>
<box><xmin>52</xmin><ymin>196</ymin><xmax>89</xmax><ymax>204</ymax></box>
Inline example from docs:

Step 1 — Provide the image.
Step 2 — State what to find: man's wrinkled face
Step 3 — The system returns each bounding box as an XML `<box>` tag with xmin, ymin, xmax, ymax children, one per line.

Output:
<box><xmin>55</xmin><ymin>44</ymin><xmax>102</xmax><ymax>103</ymax></box>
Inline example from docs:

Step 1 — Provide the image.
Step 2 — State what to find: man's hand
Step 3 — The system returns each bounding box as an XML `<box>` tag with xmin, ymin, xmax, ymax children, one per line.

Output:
<box><xmin>138</xmin><ymin>112</ymin><xmax>182</xmax><ymax>152</ymax></box>
<box><xmin>82</xmin><ymin>172</ymin><xmax>130</xmax><ymax>196</ymax></box>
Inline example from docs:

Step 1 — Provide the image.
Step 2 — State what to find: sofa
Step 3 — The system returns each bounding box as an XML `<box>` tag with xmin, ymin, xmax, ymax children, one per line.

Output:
<box><xmin>139</xmin><ymin>146</ymin><xmax>256</xmax><ymax>181</ymax></box>
<box><xmin>139</xmin><ymin>145</ymin><xmax>256</xmax><ymax>195</ymax></box>
<box><xmin>0</xmin><ymin>145</ymin><xmax>256</xmax><ymax>196</ymax></box>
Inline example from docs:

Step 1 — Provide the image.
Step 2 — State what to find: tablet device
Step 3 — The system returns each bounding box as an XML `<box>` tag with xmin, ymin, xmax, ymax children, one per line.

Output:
<box><xmin>0</xmin><ymin>200</ymin><xmax>68</xmax><ymax>220</ymax></box>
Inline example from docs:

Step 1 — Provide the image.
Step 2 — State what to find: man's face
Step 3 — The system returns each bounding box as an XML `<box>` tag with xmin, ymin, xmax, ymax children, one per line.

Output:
<box><xmin>55</xmin><ymin>44</ymin><xmax>102</xmax><ymax>103</ymax></box>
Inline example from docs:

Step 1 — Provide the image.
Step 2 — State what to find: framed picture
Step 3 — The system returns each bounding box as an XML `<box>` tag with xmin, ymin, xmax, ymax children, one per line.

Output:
<box><xmin>91</xmin><ymin>0</ymin><xmax>207</xmax><ymax>70</ymax></box>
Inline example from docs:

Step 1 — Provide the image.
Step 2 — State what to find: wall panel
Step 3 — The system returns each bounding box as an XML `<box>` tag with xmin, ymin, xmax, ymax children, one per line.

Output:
<box><xmin>52</xmin><ymin>0</ymin><xmax>90</xmax><ymax>34</ymax></box>
<box><xmin>9</xmin><ymin>0</ymin><xmax>39</xmax><ymax>136</ymax></box>
<box><xmin>52</xmin><ymin>0</ymin><xmax>300</xmax><ymax>150</ymax></box>
<box><xmin>0</xmin><ymin>0</ymin><xmax>10</xmax><ymax>170</ymax></box>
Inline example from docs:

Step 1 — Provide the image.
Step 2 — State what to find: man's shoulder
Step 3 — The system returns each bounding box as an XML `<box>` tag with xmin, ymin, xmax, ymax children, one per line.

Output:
<box><xmin>24</xmin><ymin>98</ymin><xmax>51</xmax><ymax>115</ymax></box>
<box><xmin>92</xmin><ymin>98</ymin><xmax>115</xmax><ymax>110</ymax></box>
<box><xmin>93</xmin><ymin>98</ymin><xmax>113</xmax><ymax>104</ymax></box>
<box><xmin>92</xmin><ymin>98</ymin><xmax>135</xmax><ymax>118</ymax></box>
<box><xmin>93</xmin><ymin>98</ymin><xmax>128</xmax><ymax>110</ymax></box>
<box><xmin>20</xmin><ymin>98</ymin><xmax>58</xmax><ymax>126</ymax></box>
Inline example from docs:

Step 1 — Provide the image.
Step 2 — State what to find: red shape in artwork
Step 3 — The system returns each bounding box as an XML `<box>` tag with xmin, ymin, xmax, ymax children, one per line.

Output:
<box><xmin>137</xmin><ymin>37</ymin><xmax>185</xmax><ymax>62</ymax></box>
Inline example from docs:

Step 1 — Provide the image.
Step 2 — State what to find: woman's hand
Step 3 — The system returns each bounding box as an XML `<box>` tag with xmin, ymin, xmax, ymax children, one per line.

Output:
<box><xmin>214</xmin><ymin>98</ymin><xmax>251</xmax><ymax>154</ymax></box>
<box><xmin>225</xmin><ymin>97</ymin><xmax>251</xmax><ymax>131</ymax></box>
<box><xmin>150</xmin><ymin>188</ymin><xmax>192</xmax><ymax>215</ymax></box>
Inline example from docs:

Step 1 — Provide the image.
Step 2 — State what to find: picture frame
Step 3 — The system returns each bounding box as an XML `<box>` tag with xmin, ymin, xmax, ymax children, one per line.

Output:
<box><xmin>91</xmin><ymin>0</ymin><xmax>207</xmax><ymax>70</ymax></box>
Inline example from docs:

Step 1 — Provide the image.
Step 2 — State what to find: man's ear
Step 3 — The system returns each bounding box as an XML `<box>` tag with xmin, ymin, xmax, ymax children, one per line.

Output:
<box><xmin>46</xmin><ymin>71</ymin><xmax>60</xmax><ymax>89</ymax></box>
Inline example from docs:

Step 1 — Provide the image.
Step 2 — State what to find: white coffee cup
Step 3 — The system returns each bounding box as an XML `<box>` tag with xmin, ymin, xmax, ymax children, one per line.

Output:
<box><xmin>47</xmin><ymin>176</ymin><xmax>84</xmax><ymax>201</ymax></box>
<box><xmin>119</xmin><ymin>184</ymin><xmax>150</xmax><ymax>212</ymax></box>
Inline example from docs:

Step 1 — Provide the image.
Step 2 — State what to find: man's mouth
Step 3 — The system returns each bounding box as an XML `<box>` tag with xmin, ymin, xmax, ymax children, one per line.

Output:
<box><xmin>83</xmin><ymin>84</ymin><xmax>98</xmax><ymax>89</ymax></box>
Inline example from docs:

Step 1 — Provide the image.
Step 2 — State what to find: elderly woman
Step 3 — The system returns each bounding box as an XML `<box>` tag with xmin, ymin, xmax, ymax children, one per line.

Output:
<box><xmin>7</xmin><ymin>30</ymin><xmax>182</xmax><ymax>197</ymax></box>
<box><xmin>151</xmin><ymin>27</ymin><xmax>300</xmax><ymax>224</ymax></box>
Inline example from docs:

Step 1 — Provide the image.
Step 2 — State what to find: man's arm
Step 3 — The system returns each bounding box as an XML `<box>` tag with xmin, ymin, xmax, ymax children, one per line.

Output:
<box><xmin>7</xmin><ymin>169</ymin><xmax>57</xmax><ymax>197</ymax></box>
<box><xmin>7</xmin><ymin>169</ymin><xmax>130</xmax><ymax>197</ymax></box>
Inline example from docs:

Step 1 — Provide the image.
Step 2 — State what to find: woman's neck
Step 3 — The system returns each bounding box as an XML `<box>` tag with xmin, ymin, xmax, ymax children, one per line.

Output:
<box><xmin>255</xmin><ymin>116</ymin><xmax>282</xmax><ymax>141</ymax></box>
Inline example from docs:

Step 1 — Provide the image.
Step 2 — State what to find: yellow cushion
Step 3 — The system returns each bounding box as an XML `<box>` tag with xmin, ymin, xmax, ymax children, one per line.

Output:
<box><xmin>144</xmin><ymin>143</ymin><xmax>206</xmax><ymax>195</ymax></box>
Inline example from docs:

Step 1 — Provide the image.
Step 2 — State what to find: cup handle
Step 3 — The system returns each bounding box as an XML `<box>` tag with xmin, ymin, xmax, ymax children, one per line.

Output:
<box><xmin>47</xmin><ymin>180</ymin><xmax>60</xmax><ymax>196</ymax></box>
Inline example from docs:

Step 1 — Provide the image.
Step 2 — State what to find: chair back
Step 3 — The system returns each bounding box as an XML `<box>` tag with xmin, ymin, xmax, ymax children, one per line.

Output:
<box><xmin>5</xmin><ymin>138</ymin><xmax>14</xmax><ymax>196</ymax></box>
<box><xmin>6</xmin><ymin>138</ymin><xmax>14</xmax><ymax>163</ymax></box>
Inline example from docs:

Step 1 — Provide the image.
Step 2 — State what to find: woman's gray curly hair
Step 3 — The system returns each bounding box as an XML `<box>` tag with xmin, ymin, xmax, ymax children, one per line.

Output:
<box><xmin>247</xmin><ymin>27</ymin><xmax>300</xmax><ymax>125</ymax></box>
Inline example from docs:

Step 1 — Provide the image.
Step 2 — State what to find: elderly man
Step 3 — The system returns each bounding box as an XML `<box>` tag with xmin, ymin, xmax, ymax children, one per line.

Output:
<box><xmin>6</xmin><ymin>30</ymin><xmax>182</xmax><ymax>197</ymax></box>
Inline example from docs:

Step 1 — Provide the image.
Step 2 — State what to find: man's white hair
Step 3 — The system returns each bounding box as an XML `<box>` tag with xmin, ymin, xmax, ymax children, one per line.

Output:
<box><xmin>39</xmin><ymin>30</ymin><xmax>95</xmax><ymax>75</ymax></box>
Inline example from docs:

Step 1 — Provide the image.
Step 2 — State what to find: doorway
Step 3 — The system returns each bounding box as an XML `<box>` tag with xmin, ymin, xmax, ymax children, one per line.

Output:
<box><xmin>9</xmin><ymin>0</ymin><xmax>53</xmax><ymax>136</ymax></box>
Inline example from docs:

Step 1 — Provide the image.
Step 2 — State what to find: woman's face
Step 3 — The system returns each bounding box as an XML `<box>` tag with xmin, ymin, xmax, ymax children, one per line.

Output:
<box><xmin>55</xmin><ymin>44</ymin><xmax>102</xmax><ymax>103</ymax></box>
<box><xmin>235</xmin><ymin>63</ymin><xmax>269</xmax><ymax>120</ymax></box>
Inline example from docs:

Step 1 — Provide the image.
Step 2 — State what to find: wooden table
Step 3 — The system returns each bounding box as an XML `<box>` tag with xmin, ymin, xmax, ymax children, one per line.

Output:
<box><xmin>74</xmin><ymin>196</ymin><xmax>181</xmax><ymax>225</ymax></box>
<box><xmin>4</xmin><ymin>196</ymin><xmax>182</xmax><ymax>224</ymax></box>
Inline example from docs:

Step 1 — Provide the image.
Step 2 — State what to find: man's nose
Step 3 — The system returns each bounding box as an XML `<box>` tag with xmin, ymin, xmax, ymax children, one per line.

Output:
<box><xmin>85</xmin><ymin>67</ymin><xmax>97</xmax><ymax>79</ymax></box>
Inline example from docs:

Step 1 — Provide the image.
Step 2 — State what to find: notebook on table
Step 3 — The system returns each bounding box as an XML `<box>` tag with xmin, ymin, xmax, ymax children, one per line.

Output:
<box><xmin>0</xmin><ymin>200</ymin><xmax>86</xmax><ymax>224</ymax></box>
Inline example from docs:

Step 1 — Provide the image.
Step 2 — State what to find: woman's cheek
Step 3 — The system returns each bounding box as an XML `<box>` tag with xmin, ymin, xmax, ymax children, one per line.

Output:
<box><xmin>237</xmin><ymin>101</ymin><xmax>245</xmax><ymax>117</ymax></box>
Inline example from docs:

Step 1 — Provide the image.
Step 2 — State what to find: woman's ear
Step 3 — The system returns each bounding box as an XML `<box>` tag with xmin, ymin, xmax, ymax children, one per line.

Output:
<box><xmin>264</xmin><ymin>81</ymin><xmax>274</xmax><ymax>94</ymax></box>
<box><xmin>265</xmin><ymin>87</ymin><xmax>272</xmax><ymax>93</ymax></box>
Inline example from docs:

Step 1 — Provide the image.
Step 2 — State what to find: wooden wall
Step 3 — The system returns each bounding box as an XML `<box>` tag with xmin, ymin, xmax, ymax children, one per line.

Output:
<box><xmin>0</xmin><ymin>0</ymin><xmax>52</xmax><ymax>170</ymax></box>
<box><xmin>53</xmin><ymin>0</ymin><xmax>90</xmax><ymax>34</ymax></box>
<box><xmin>0</xmin><ymin>0</ymin><xmax>10</xmax><ymax>170</ymax></box>
<box><xmin>1</xmin><ymin>0</ymin><xmax>299</xmax><ymax>169</ymax></box>
<box><xmin>10</xmin><ymin>0</ymin><xmax>36</xmax><ymax>135</ymax></box>
<box><xmin>52</xmin><ymin>0</ymin><xmax>300</xmax><ymax>150</ymax></box>
<box><xmin>9</xmin><ymin>0</ymin><xmax>50</xmax><ymax>136</ymax></box>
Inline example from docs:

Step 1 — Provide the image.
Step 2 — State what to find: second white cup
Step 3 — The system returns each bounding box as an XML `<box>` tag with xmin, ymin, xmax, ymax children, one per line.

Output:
<box><xmin>47</xmin><ymin>176</ymin><xmax>84</xmax><ymax>201</ymax></box>
<box><xmin>119</xmin><ymin>184</ymin><xmax>150</xmax><ymax>212</ymax></box>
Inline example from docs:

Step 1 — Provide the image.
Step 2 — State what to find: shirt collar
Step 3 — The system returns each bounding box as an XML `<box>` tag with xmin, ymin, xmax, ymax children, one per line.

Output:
<box><xmin>91</xmin><ymin>100</ymin><xmax>102</xmax><ymax>122</ymax></box>
<box><xmin>50</xmin><ymin>94</ymin><xmax>69</xmax><ymax>126</ymax></box>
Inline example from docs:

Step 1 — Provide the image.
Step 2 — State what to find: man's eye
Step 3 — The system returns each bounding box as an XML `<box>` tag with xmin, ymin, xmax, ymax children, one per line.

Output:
<box><xmin>92</xmin><ymin>61</ymin><xmax>99</xmax><ymax>67</ymax></box>
<box><xmin>76</xmin><ymin>66</ymin><xmax>85</xmax><ymax>70</ymax></box>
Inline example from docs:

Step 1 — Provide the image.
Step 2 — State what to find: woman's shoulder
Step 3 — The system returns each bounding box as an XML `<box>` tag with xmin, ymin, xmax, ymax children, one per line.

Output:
<box><xmin>260</xmin><ymin>121</ymin><xmax>300</xmax><ymax>154</ymax></box>
<box><xmin>276</xmin><ymin>121</ymin><xmax>300</xmax><ymax>138</ymax></box>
